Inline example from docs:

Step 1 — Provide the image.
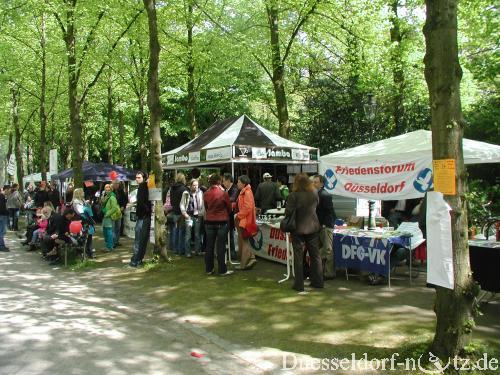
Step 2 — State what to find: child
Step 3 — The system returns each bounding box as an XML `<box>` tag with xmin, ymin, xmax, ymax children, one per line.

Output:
<box><xmin>30</xmin><ymin>207</ymin><xmax>52</xmax><ymax>245</ymax></box>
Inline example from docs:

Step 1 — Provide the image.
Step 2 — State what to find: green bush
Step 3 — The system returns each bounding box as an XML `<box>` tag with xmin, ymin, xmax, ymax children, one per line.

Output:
<box><xmin>466</xmin><ymin>179</ymin><xmax>500</xmax><ymax>227</ymax></box>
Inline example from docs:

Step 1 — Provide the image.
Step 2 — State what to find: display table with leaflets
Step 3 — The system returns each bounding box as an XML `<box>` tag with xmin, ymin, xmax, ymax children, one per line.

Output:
<box><xmin>333</xmin><ymin>222</ymin><xmax>425</xmax><ymax>287</ymax></box>
<box><xmin>251</xmin><ymin>209</ymin><xmax>294</xmax><ymax>283</ymax></box>
<box><xmin>468</xmin><ymin>239</ymin><xmax>500</xmax><ymax>300</ymax></box>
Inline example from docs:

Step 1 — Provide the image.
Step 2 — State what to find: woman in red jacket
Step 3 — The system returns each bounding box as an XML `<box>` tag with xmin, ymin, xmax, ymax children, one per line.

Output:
<box><xmin>203</xmin><ymin>174</ymin><xmax>232</xmax><ymax>275</ymax></box>
<box><xmin>235</xmin><ymin>175</ymin><xmax>257</xmax><ymax>270</ymax></box>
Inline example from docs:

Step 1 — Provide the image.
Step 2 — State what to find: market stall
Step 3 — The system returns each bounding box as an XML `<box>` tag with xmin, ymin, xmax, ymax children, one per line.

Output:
<box><xmin>162</xmin><ymin>114</ymin><xmax>320</xmax><ymax>264</ymax></box>
<box><xmin>319</xmin><ymin>129</ymin><xmax>500</xmax><ymax>200</ymax></box>
<box><xmin>51</xmin><ymin>161</ymin><xmax>137</xmax><ymax>182</ymax></box>
<box><xmin>163</xmin><ymin>114</ymin><xmax>319</xmax><ymax>182</ymax></box>
<box><xmin>320</xmin><ymin>130</ymin><xmax>500</xmax><ymax>286</ymax></box>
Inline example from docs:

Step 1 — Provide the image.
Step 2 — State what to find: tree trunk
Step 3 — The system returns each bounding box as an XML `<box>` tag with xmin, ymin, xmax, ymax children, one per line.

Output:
<box><xmin>40</xmin><ymin>10</ymin><xmax>48</xmax><ymax>181</ymax></box>
<box><xmin>138</xmin><ymin>96</ymin><xmax>148</xmax><ymax>171</ymax></box>
<box><xmin>389</xmin><ymin>0</ymin><xmax>405</xmax><ymax>135</ymax></box>
<box><xmin>186</xmin><ymin>0</ymin><xmax>197</xmax><ymax>137</ymax></box>
<box><xmin>266</xmin><ymin>1</ymin><xmax>290</xmax><ymax>138</ymax></box>
<box><xmin>6</xmin><ymin>132</ymin><xmax>13</xmax><ymax>183</ymax></box>
<box><xmin>107</xmin><ymin>70</ymin><xmax>114</xmax><ymax>164</ymax></box>
<box><xmin>118</xmin><ymin>101</ymin><xmax>125</xmax><ymax>165</ymax></box>
<box><xmin>11</xmin><ymin>86</ymin><xmax>24</xmax><ymax>185</ymax></box>
<box><xmin>423</xmin><ymin>0</ymin><xmax>476</xmax><ymax>359</ymax></box>
<box><xmin>65</xmin><ymin>3</ymin><xmax>84</xmax><ymax>188</ymax></box>
<box><xmin>143</xmin><ymin>0</ymin><xmax>168</xmax><ymax>260</ymax></box>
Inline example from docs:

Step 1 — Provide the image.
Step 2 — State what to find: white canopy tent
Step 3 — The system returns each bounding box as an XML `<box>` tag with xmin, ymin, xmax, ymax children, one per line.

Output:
<box><xmin>320</xmin><ymin>130</ymin><xmax>500</xmax><ymax>200</ymax></box>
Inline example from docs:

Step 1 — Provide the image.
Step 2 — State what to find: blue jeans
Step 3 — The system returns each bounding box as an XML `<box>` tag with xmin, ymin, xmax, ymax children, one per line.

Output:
<box><xmin>8</xmin><ymin>208</ymin><xmax>19</xmax><ymax>230</ymax></box>
<box><xmin>204</xmin><ymin>223</ymin><xmax>228</xmax><ymax>274</ymax></box>
<box><xmin>103</xmin><ymin>227</ymin><xmax>114</xmax><ymax>250</ymax></box>
<box><xmin>170</xmin><ymin>213</ymin><xmax>186</xmax><ymax>255</ymax></box>
<box><xmin>0</xmin><ymin>215</ymin><xmax>7</xmax><ymax>248</ymax></box>
<box><xmin>185</xmin><ymin>216</ymin><xmax>201</xmax><ymax>256</ymax></box>
<box><xmin>31</xmin><ymin>229</ymin><xmax>45</xmax><ymax>244</ymax></box>
<box><xmin>131</xmin><ymin>216</ymin><xmax>151</xmax><ymax>265</ymax></box>
<box><xmin>113</xmin><ymin>219</ymin><xmax>121</xmax><ymax>246</ymax></box>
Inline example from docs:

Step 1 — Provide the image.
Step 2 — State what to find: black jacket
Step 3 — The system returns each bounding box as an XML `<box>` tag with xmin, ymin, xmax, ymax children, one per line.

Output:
<box><xmin>316</xmin><ymin>187</ymin><xmax>336</xmax><ymax>228</ymax></box>
<box><xmin>34</xmin><ymin>189</ymin><xmax>49</xmax><ymax>208</ymax></box>
<box><xmin>136</xmin><ymin>182</ymin><xmax>151</xmax><ymax>219</ymax></box>
<box><xmin>48</xmin><ymin>189</ymin><xmax>61</xmax><ymax>208</ymax></box>
<box><xmin>115</xmin><ymin>188</ymin><xmax>128</xmax><ymax>209</ymax></box>
<box><xmin>0</xmin><ymin>193</ymin><xmax>8</xmax><ymax>215</ymax></box>
<box><xmin>47</xmin><ymin>213</ymin><xmax>71</xmax><ymax>242</ymax></box>
<box><xmin>170</xmin><ymin>183</ymin><xmax>188</xmax><ymax>215</ymax></box>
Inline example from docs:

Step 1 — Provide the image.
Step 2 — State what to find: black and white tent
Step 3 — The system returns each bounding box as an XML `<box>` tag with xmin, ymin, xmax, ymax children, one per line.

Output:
<box><xmin>162</xmin><ymin>115</ymin><xmax>319</xmax><ymax>171</ymax></box>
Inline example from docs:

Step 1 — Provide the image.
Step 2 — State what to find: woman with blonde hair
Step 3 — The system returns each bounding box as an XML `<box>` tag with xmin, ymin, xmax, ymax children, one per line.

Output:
<box><xmin>285</xmin><ymin>173</ymin><xmax>323</xmax><ymax>292</ymax></box>
<box><xmin>72</xmin><ymin>188</ymin><xmax>95</xmax><ymax>258</ymax></box>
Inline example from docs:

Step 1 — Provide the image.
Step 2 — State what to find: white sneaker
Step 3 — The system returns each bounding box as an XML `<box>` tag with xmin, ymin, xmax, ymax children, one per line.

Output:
<box><xmin>220</xmin><ymin>270</ymin><xmax>234</xmax><ymax>276</ymax></box>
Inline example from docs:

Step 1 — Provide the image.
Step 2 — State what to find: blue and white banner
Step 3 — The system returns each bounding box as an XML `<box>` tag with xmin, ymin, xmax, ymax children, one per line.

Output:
<box><xmin>320</xmin><ymin>157</ymin><xmax>433</xmax><ymax>200</ymax></box>
<box><xmin>334</xmin><ymin>234</ymin><xmax>395</xmax><ymax>276</ymax></box>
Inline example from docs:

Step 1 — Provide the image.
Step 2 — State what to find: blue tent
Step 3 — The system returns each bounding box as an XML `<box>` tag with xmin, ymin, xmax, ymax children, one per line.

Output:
<box><xmin>51</xmin><ymin>161</ymin><xmax>137</xmax><ymax>181</ymax></box>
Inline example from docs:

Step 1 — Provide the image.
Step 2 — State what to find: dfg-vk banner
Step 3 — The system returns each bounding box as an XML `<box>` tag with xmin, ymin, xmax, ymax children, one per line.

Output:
<box><xmin>334</xmin><ymin>234</ymin><xmax>393</xmax><ymax>276</ymax></box>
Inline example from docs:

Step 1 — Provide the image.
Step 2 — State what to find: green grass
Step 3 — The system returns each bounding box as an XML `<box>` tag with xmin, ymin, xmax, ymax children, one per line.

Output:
<box><xmin>70</xmin><ymin>258</ymin><xmax>99</xmax><ymax>271</ymax></box>
<box><xmin>73</xmin><ymin>236</ymin><xmax>500</xmax><ymax>365</ymax></box>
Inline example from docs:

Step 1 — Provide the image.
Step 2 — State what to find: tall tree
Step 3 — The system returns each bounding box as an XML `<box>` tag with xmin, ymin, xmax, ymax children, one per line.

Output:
<box><xmin>263</xmin><ymin>0</ymin><xmax>321</xmax><ymax>137</ymax></box>
<box><xmin>143</xmin><ymin>0</ymin><xmax>168</xmax><ymax>259</ymax></box>
<box><xmin>389</xmin><ymin>0</ymin><xmax>406</xmax><ymax>135</ymax></box>
<box><xmin>423</xmin><ymin>0</ymin><xmax>475</xmax><ymax>358</ymax></box>
<box><xmin>53</xmin><ymin>1</ymin><xmax>143</xmax><ymax>187</ymax></box>
<box><xmin>11</xmin><ymin>85</ymin><xmax>23</xmax><ymax>185</ymax></box>
<box><xmin>39</xmin><ymin>7</ymin><xmax>48</xmax><ymax>181</ymax></box>
<box><xmin>185</xmin><ymin>0</ymin><xmax>197</xmax><ymax>137</ymax></box>
<box><xmin>106</xmin><ymin>66</ymin><xmax>114</xmax><ymax>164</ymax></box>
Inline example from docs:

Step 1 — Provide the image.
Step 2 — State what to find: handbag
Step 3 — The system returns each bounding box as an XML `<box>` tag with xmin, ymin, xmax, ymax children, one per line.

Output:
<box><xmin>241</xmin><ymin>205</ymin><xmax>258</xmax><ymax>239</ymax></box>
<box><xmin>280</xmin><ymin>209</ymin><xmax>296</xmax><ymax>232</ymax></box>
<box><xmin>242</xmin><ymin>221</ymin><xmax>258</xmax><ymax>239</ymax></box>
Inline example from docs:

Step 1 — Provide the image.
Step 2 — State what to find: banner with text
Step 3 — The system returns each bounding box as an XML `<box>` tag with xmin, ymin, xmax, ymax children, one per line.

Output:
<box><xmin>334</xmin><ymin>234</ymin><xmax>393</xmax><ymax>276</ymax></box>
<box><xmin>320</xmin><ymin>157</ymin><xmax>433</xmax><ymax>200</ymax></box>
<box><xmin>249</xmin><ymin>224</ymin><xmax>288</xmax><ymax>265</ymax></box>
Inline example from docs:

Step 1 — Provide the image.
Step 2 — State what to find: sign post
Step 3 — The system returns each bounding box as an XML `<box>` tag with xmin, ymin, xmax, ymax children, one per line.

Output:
<box><xmin>7</xmin><ymin>154</ymin><xmax>16</xmax><ymax>176</ymax></box>
<box><xmin>49</xmin><ymin>149</ymin><xmax>58</xmax><ymax>179</ymax></box>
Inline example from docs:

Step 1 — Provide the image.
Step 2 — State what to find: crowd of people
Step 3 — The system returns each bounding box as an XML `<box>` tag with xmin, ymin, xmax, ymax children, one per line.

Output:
<box><xmin>0</xmin><ymin>179</ymin><xmax>129</xmax><ymax>265</ymax></box>
<box><xmin>1</xmin><ymin>169</ymin><xmax>339</xmax><ymax>293</ymax></box>
<box><xmin>160</xmin><ymin>170</ymin><xmax>336</xmax><ymax>292</ymax></box>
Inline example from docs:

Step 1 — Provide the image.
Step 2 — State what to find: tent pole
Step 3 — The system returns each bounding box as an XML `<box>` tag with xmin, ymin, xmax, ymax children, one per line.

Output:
<box><xmin>231</xmin><ymin>162</ymin><xmax>234</xmax><ymax>178</ymax></box>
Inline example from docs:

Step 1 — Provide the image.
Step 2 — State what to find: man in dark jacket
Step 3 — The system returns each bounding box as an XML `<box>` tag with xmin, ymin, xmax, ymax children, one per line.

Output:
<box><xmin>254</xmin><ymin>173</ymin><xmax>281</xmax><ymax>214</ymax></box>
<box><xmin>34</xmin><ymin>182</ymin><xmax>49</xmax><ymax>208</ymax></box>
<box><xmin>41</xmin><ymin>208</ymin><xmax>76</xmax><ymax>260</ymax></box>
<box><xmin>223</xmin><ymin>173</ymin><xmax>239</xmax><ymax>259</ymax></box>
<box><xmin>168</xmin><ymin>173</ymin><xmax>188</xmax><ymax>254</ymax></box>
<box><xmin>130</xmin><ymin>171</ymin><xmax>151</xmax><ymax>267</ymax></box>
<box><xmin>0</xmin><ymin>186</ymin><xmax>9</xmax><ymax>251</ymax></box>
<box><xmin>48</xmin><ymin>183</ymin><xmax>61</xmax><ymax>212</ymax></box>
<box><xmin>313</xmin><ymin>175</ymin><xmax>337</xmax><ymax>279</ymax></box>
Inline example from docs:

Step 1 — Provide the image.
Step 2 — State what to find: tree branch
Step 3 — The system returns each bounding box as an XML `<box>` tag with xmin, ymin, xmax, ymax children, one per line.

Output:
<box><xmin>53</xmin><ymin>11</ymin><xmax>66</xmax><ymax>37</ymax></box>
<box><xmin>79</xmin><ymin>8</ymin><xmax>144</xmax><ymax>107</ymax></box>
<box><xmin>75</xmin><ymin>10</ymin><xmax>105</xmax><ymax>84</ymax></box>
<box><xmin>282</xmin><ymin>0</ymin><xmax>321</xmax><ymax>64</ymax></box>
<box><xmin>20</xmin><ymin>109</ymin><xmax>38</xmax><ymax>137</ymax></box>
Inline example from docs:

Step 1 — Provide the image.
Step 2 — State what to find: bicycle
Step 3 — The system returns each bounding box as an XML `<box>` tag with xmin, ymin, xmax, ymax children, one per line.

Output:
<box><xmin>481</xmin><ymin>216</ymin><xmax>499</xmax><ymax>241</ymax></box>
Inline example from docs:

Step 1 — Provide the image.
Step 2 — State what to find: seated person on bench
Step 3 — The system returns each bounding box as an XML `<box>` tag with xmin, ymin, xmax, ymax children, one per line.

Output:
<box><xmin>41</xmin><ymin>208</ymin><xmax>76</xmax><ymax>262</ymax></box>
<box><xmin>29</xmin><ymin>206</ymin><xmax>52</xmax><ymax>246</ymax></box>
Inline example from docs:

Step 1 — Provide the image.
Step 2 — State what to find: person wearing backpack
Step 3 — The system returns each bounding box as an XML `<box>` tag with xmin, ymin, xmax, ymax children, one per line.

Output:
<box><xmin>6</xmin><ymin>184</ymin><xmax>23</xmax><ymax>231</ymax></box>
<box><xmin>101</xmin><ymin>184</ymin><xmax>121</xmax><ymax>251</ymax></box>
